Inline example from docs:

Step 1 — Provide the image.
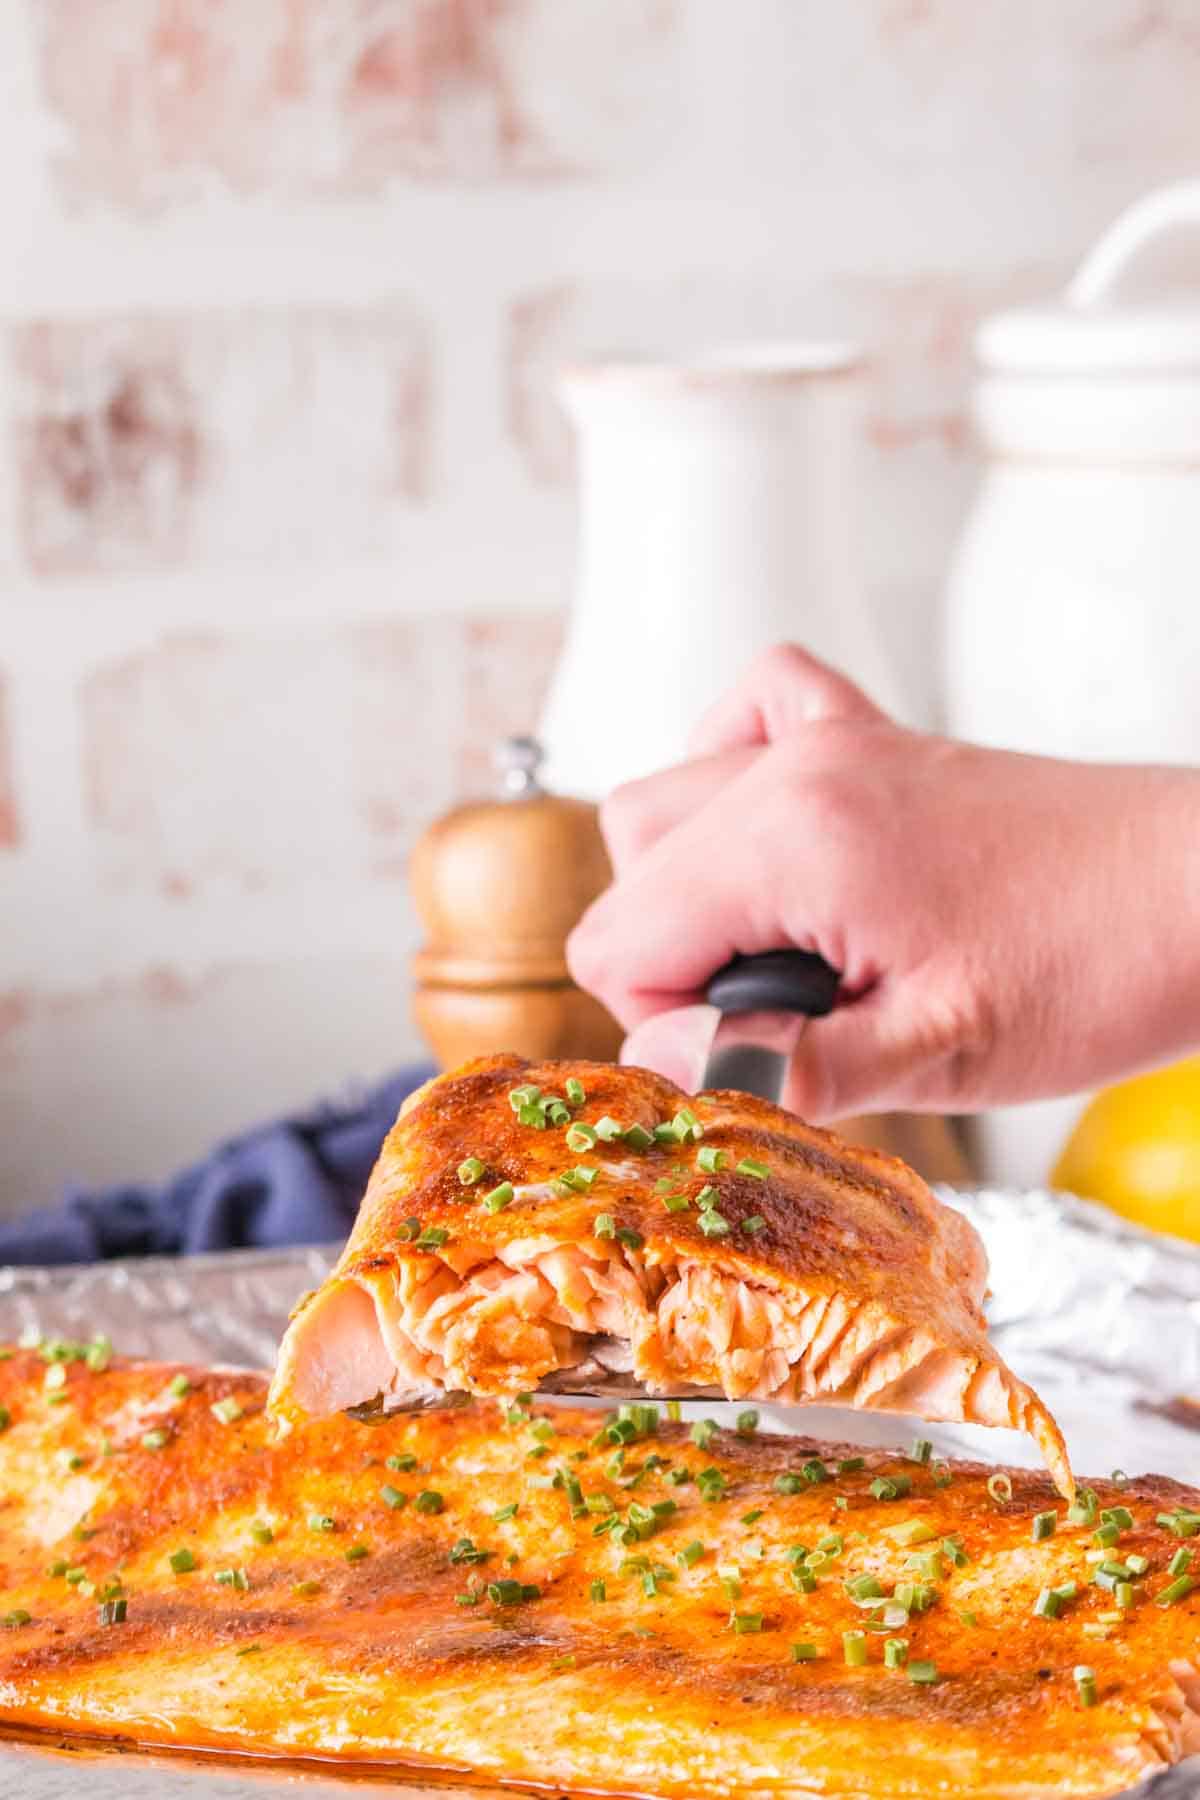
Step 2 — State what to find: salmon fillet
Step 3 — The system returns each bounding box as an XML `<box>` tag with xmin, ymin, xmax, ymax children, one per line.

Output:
<box><xmin>0</xmin><ymin>1348</ymin><xmax>1194</xmax><ymax>1799</ymax></box>
<box><xmin>270</xmin><ymin>1056</ymin><xmax>1071</xmax><ymax>1494</ymax></box>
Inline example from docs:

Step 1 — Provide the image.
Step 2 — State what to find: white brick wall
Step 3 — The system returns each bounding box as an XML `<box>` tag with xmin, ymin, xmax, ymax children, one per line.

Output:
<box><xmin>1</xmin><ymin>0</ymin><xmax>1198</xmax><ymax>1208</ymax></box>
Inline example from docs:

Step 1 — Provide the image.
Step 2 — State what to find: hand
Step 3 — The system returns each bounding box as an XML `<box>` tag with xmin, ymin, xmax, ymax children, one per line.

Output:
<box><xmin>567</xmin><ymin>645</ymin><xmax>1200</xmax><ymax>1121</ymax></box>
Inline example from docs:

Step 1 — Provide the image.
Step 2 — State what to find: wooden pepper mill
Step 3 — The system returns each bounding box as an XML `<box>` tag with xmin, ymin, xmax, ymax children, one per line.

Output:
<box><xmin>410</xmin><ymin>736</ymin><xmax>624</xmax><ymax>1068</ymax></box>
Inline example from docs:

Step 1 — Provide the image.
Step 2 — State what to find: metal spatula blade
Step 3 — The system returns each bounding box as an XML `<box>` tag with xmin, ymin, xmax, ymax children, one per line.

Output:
<box><xmin>702</xmin><ymin>949</ymin><xmax>841</xmax><ymax>1103</ymax></box>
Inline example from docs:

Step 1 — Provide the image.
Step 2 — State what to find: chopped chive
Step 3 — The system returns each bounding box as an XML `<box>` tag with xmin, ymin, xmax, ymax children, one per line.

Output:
<box><xmin>448</xmin><ymin>1538</ymin><xmax>491</xmax><ymax>1566</ymax></box>
<box><xmin>415</xmin><ymin>1490</ymin><xmax>444</xmax><ymax>1515</ymax></box>
<box><xmin>623</xmin><ymin>1124</ymin><xmax>654</xmax><ymax>1150</ymax></box>
<box><xmin>565</xmin><ymin>1124</ymin><xmax>597</xmax><ymax>1153</ymax></box>
<box><xmin>482</xmin><ymin>1182</ymin><xmax>514</xmax><ymax>1213</ymax></box>
<box><xmin>492</xmin><ymin>1503</ymin><xmax>519</xmax><ymax>1522</ymax></box>
<box><xmin>593</xmin><ymin>1214</ymin><xmax>616</xmax><ymax>1240</ymax></box>
<box><xmin>870</xmin><ymin>1475</ymin><xmax>911</xmax><ymax>1501</ymax></box>
<box><xmin>697</xmin><ymin>1211</ymin><xmax>730</xmax><ymax>1238</ymax></box>
<box><xmin>1156</xmin><ymin>1574</ymin><xmax>1196</xmax><ymax>1608</ymax></box>
<box><xmin>736</xmin><ymin>1158</ymin><xmax>770</xmax><ymax>1180</ymax></box>
<box><xmin>98</xmin><ymin>1598</ymin><xmax>127</xmax><ymax>1626</ymax></box>
<box><xmin>589</xmin><ymin>1578</ymin><xmax>606</xmax><ymax>1602</ymax></box>
<box><xmin>909</xmin><ymin>1438</ymin><xmax>932</xmax><ymax>1464</ymax></box>
<box><xmin>1093</xmin><ymin>1522</ymin><xmax>1121</xmax><ymax>1549</ymax></box>
<box><xmin>801</xmin><ymin>1459</ymin><xmax>830</xmax><ymax>1485</ymax></box>
<box><xmin>1068</xmin><ymin>1488</ymin><xmax>1100</xmax><ymax>1527</ymax></box>
<box><xmin>907</xmin><ymin>1660</ymin><xmax>938</xmax><ymax>1685</ymax></box>
<box><xmin>487</xmin><ymin>1579</ymin><xmax>540</xmax><ymax>1606</ymax></box>
<box><xmin>1126</xmin><ymin>1553</ymin><xmax>1149</xmax><ymax>1574</ymax></box>
<box><xmin>593</xmin><ymin>1116</ymin><xmax>623</xmax><ymax>1142</ymax></box>
<box><xmin>1101</xmin><ymin>1506</ymin><xmax>1134</xmax><ymax>1531</ymax></box>
<box><xmin>697</xmin><ymin>1146</ymin><xmax>726</xmax><ymax>1173</ymax></box>
<box><xmin>168</xmin><ymin>1374</ymin><xmax>190</xmax><ymax>1399</ymax></box>
<box><xmin>0</xmin><ymin>1408</ymin><xmax>10</xmax><ymax>1433</ymax></box>
<box><xmin>1170</xmin><ymin>1548</ymin><xmax>1193</xmax><ymax>1578</ymax></box>
<box><xmin>1115</xmin><ymin>1581</ymin><xmax>1134</xmax><ymax>1610</ymax></box>
<box><xmin>931</xmin><ymin>1461</ymin><xmax>952</xmax><ymax>1488</ymax></box>
<box><xmin>666</xmin><ymin>1401</ymin><xmax>681</xmax><ymax>1422</ymax></box>
<box><xmin>1032</xmin><ymin>1511</ymin><xmax>1057</xmax><ymax>1542</ymax></box>
<box><xmin>616</xmin><ymin>1228</ymin><xmax>644</xmax><ymax>1250</ymax></box>
<box><xmin>248</xmin><ymin>1521</ymin><xmax>274</xmax><ymax>1546</ymax></box>
<box><xmin>210</xmin><ymin>1397</ymin><xmax>243</xmax><ymax>1425</ymax></box>
<box><xmin>736</xmin><ymin>1410</ymin><xmax>759</xmax><ymax>1436</ymax></box>
<box><xmin>458</xmin><ymin>1157</ymin><xmax>485</xmax><ymax>1186</ymax></box>
<box><xmin>845</xmin><ymin>1573</ymin><xmax>883</xmax><ymax>1601</ymax></box>
<box><xmin>308</xmin><ymin>1514</ymin><xmax>335</xmax><ymax>1533</ymax></box>
<box><xmin>740</xmin><ymin>1215</ymin><xmax>767</xmax><ymax>1234</ymax></box>
<box><xmin>168</xmin><ymin>1547</ymin><xmax>195</xmax><ymax>1574</ymax></box>
<box><xmin>775</xmin><ymin>1473</ymin><xmax>803</xmax><ymax>1495</ymax></box>
<box><xmin>214</xmin><ymin>1568</ymin><xmax>249</xmax><ymax>1590</ymax></box>
<box><xmin>1034</xmin><ymin>1587</ymin><xmax>1064</xmax><ymax>1619</ymax></box>
<box><xmin>565</xmin><ymin>1078</ymin><xmax>586</xmax><ymax>1105</ymax></box>
<box><xmin>842</xmin><ymin>1630</ymin><xmax>867</xmax><ymax>1666</ymax></box>
<box><xmin>691</xmin><ymin>1419</ymin><xmax>717</xmax><ymax>1449</ymax></box>
<box><xmin>141</xmin><ymin>1428</ymin><xmax>169</xmax><ymax>1451</ymax></box>
<box><xmin>64</xmin><ymin>1567</ymin><xmax>86</xmax><ymax>1585</ymax></box>
<box><xmin>836</xmin><ymin>1457</ymin><xmax>865</xmax><ymax>1476</ymax></box>
<box><xmin>380</xmin><ymin>1484</ymin><xmax>407</xmax><ymax>1510</ymax></box>
<box><xmin>986</xmin><ymin>1473</ymin><xmax>1013</xmax><ymax>1505</ymax></box>
<box><xmin>415</xmin><ymin>1226</ymin><xmax>449</xmax><ymax>1250</ymax></box>
<box><xmin>1075</xmin><ymin>1665</ymin><xmax>1098</xmax><ymax>1707</ymax></box>
<box><xmin>884</xmin><ymin>1637</ymin><xmax>909</xmax><ymax>1668</ymax></box>
<box><xmin>740</xmin><ymin>1509</ymin><xmax>763</xmax><ymax>1526</ymax></box>
<box><xmin>662</xmin><ymin>1192</ymin><xmax>690</xmax><ymax>1213</ymax></box>
<box><xmin>345</xmin><ymin>1544</ymin><xmax>369</xmax><ymax>1563</ymax></box>
<box><xmin>1158</xmin><ymin>1510</ymin><xmax>1200</xmax><ymax>1538</ymax></box>
<box><xmin>694</xmin><ymin>1185</ymin><xmax>719</xmax><ymax>1211</ymax></box>
<box><xmin>880</xmin><ymin>1520</ymin><xmax>938</xmax><ymax>1547</ymax></box>
<box><xmin>792</xmin><ymin>1641</ymin><xmax>819</xmax><ymax>1662</ymax></box>
<box><xmin>292</xmin><ymin>1580</ymin><xmax>320</xmax><ymax>1597</ymax></box>
<box><xmin>1</xmin><ymin>1610</ymin><xmax>30</xmax><ymax>1629</ymax></box>
<box><xmin>732</xmin><ymin>1612</ymin><xmax>763</xmax><ymax>1634</ymax></box>
<box><xmin>43</xmin><ymin>1364</ymin><xmax>67</xmax><ymax>1392</ymax></box>
<box><xmin>678</xmin><ymin>1541</ymin><xmax>705</xmax><ymax>1568</ymax></box>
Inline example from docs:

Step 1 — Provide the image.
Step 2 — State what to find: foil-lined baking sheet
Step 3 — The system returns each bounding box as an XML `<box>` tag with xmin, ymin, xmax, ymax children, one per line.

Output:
<box><xmin>0</xmin><ymin>1189</ymin><xmax>1196</xmax><ymax>1800</ymax></box>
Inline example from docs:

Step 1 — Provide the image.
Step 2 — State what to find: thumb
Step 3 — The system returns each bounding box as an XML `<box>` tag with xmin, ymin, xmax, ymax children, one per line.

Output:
<box><xmin>619</xmin><ymin>1005</ymin><xmax>714</xmax><ymax>1092</ymax></box>
<box><xmin>621</xmin><ymin>990</ymin><xmax>941</xmax><ymax>1125</ymax></box>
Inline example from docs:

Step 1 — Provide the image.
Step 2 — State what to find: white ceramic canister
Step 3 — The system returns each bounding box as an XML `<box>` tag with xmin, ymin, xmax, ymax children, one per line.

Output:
<box><xmin>540</xmin><ymin>346</ymin><xmax>904</xmax><ymax>799</ymax></box>
<box><xmin>944</xmin><ymin>181</ymin><xmax>1200</xmax><ymax>1188</ymax></box>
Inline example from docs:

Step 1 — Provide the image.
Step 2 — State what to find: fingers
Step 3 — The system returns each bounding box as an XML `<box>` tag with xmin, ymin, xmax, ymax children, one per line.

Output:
<box><xmin>619</xmin><ymin>1005</ymin><xmax>715</xmax><ymax>1094</ymax></box>
<box><xmin>600</xmin><ymin>745</ymin><xmax>757</xmax><ymax>873</ymax></box>
<box><xmin>689</xmin><ymin>642</ymin><xmax>887</xmax><ymax>760</ymax></box>
<box><xmin>569</xmin><ymin>766</ymin><xmax>771</xmax><ymax>1029</ymax></box>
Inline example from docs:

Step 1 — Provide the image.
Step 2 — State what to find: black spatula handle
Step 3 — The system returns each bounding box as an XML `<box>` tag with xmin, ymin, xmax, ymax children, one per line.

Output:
<box><xmin>705</xmin><ymin>949</ymin><xmax>840</xmax><ymax>1019</ymax></box>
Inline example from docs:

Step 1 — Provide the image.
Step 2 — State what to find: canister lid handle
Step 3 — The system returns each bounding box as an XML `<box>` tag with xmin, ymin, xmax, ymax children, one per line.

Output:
<box><xmin>1067</xmin><ymin>180</ymin><xmax>1200</xmax><ymax>309</ymax></box>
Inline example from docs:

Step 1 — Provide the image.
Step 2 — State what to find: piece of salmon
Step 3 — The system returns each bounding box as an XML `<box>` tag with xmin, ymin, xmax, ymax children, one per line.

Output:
<box><xmin>270</xmin><ymin>1056</ymin><xmax>1072</xmax><ymax>1494</ymax></box>
<box><xmin>0</xmin><ymin>1349</ymin><xmax>1194</xmax><ymax>1798</ymax></box>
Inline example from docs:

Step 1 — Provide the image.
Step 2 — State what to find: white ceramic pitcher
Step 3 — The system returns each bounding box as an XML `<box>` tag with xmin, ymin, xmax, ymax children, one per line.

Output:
<box><xmin>945</xmin><ymin>180</ymin><xmax>1200</xmax><ymax>1187</ymax></box>
<box><xmin>540</xmin><ymin>346</ymin><xmax>902</xmax><ymax>799</ymax></box>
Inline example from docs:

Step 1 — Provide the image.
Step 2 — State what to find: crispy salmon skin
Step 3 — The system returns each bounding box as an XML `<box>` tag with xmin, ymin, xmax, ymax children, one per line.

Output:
<box><xmin>270</xmin><ymin>1055</ymin><xmax>1070</xmax><ymax>1493</ymax></box>
<box><xmin>0</xmin><ymin>1350</ymin><xmax>1194</xmax><ymax>1798</ymax></box>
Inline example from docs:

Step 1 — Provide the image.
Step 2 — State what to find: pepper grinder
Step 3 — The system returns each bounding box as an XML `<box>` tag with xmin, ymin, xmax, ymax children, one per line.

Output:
<box><xmin>409</xmin><ymin>737</ymin><xmax>624</xmax><ymax>1068</ymax></box>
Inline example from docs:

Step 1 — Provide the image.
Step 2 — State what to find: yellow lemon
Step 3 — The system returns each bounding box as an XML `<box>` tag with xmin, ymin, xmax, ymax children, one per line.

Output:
<box><xmin>1052</xmin><ymin>1056</ymin><xmax>1200</xmax><ymax>1243</ymax></box>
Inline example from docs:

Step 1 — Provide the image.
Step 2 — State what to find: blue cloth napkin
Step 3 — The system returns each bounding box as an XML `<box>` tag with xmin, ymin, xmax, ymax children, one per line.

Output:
<box><xmin>0</xmin><ymin>1063</ymin><xmax>436</xmax><ymax>1266</ymax></box>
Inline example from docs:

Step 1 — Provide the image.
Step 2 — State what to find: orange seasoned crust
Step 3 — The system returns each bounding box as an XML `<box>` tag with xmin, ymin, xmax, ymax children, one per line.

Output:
<box><xmin>270</xmin><ymin>1056</ymin><xmax>1070</xmax><ymax>1494</ymax></box>
<box><xmin>0</xmin><ymin>1352</ymin><xmax>1192</xmax><ymax>1798</ymax></box>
